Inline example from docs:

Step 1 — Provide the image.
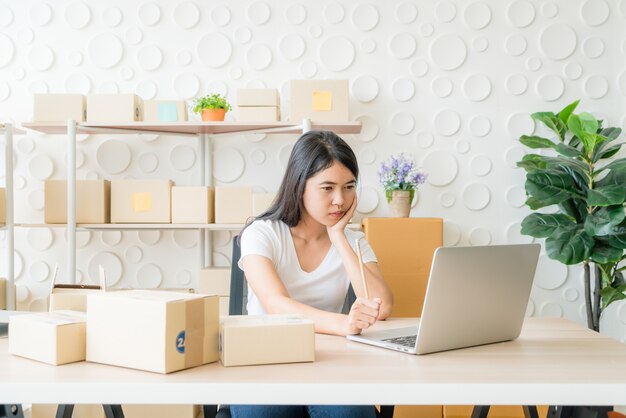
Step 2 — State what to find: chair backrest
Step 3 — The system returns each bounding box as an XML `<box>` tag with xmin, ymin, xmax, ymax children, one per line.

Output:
<box><xmin>362</xmin><ymin>217</ymin><xmax>443</xmax><ymax>317</ymax></box>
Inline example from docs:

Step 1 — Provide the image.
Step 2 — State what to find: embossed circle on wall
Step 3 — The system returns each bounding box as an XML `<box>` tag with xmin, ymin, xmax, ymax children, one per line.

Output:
<box><xmin>177</xmin><ymin>270</ymin><xmax>193</xmax><ymax>286</ymax></box>
<box><xmin>352</xmin><ymin>76</ymin><xmax>379</xmax><ymax>103</ymax></box>
<box><xmin>101</xmin><ymin>231</ymin><xmax>122</xmax><ymax>247</ymax></box>
<box><xmin>102</xmin><ymin>7</ymin><xmax>122</xmax><ymax>27</ymax></box>
<box><xmin>18</xmin><ymin>29</ymin><xmax>34</xmax><ymax>45</ymax></box>
<box><xmin>462</xmin><ymin>183</ymin><xmax>491</xmax><ymax>210</ymax></box>
<box><xmin>137</xmin><ymin>230</ymin><xmax>161</xmax><ymax>246</ymax></box>
<box><xmin>279</xmin><ymin>34</ymin><xmax>305</xmax><ymax>60</ymax></box>
<box><xmin>582</xmin><ymin>37</ymin><xmax>605</xmax><ymax>59</ymax></box>
<box><xmin>388</xmin><ymin>33</ymin><xmax>416</xmax><ymax>60</ymax></box>
<box><xmin>285</xmin><ymin>4</ymin><xmax>306</xmax><ymax>25</ymax></box>
<box><xmin>30</xmin><ymin>3</ymin><xmax>53</xmax><ymax>26</ymax></box>
<box><xmin>443</xmin><ymin>221</ymin><xmax>461</xmax><ymax>246</ymax></box>
<box><xmin>563</xmin><ymin>288</ymin><xmax>579</xmax><ymax>302</ymax></box>
<box><xmin>506</xmin><ymin>112</ymin><xmax>534</xmax><ymax>139</ymax></box>
<box><xmin>125</xmin><ymin>246</ymin><xmax>143</xmax><ymax>264</ymax></box>
<box><xmin>435</xmin><ymin>1</ymin><xmax>457</xmax><ymax>22</ymax></box>
<box><xmin>88</xmin><ymin>33</ymin><xmax>123</xmax><ymax>68</ymax></box>
<box><xmin>470</xmin><ymin>155</ymin><xmax>492</xmax><ymax>177</ymax></box>
<box><xmin>136</xmin><ymin>80</ymin><xmax>157</xmax><ymax>99</ymax></box>
<box><xmin>137</xmin><ymin>45</ymin><xmax>163</xmax><ymax>71</ymax></box>
<box><xmin>136</xmin><ymin>264</ymin><xmax>163</xmax><ymax>288</ymax></box>
<box><xmin>173</xmin><ymin>1</ymin><xmax>200</xmax><ymax>29</ymax></box>
<box><xmin>472</xmin><ymin>37</ymin><xmax>489</xmax><ymax>53</ymax></box>
<box><xmin>138</xmin><ymin>152</ymin><xmax>158</xmax><ymax>173</ymax></box>
<box><xmin>0</xmin><ymin>34</ymin><xmax>15</xmax><ymax>68</ymax></box>
<box><xmin>355</xmin><ymin>115</ymin><xmax>379</xmax><ymax>142</ymax></box>
<box><xmin>506</xmin><ymin>185</ymin><xmax>527</xmax><ymax>207</ymax></box>
<box><xmin>359</xmin><ymin>149</ymin><xmax>376</xmax><ymax>165</ymax></box>
<box><xmin>28</xmin><ymin>45</ymin><xmax>55</xmax><ymax>71</ymax></box>
<box><xmin>352</xmin><ymin>4</ymin><xmax>379</xmax><ymax>32</ymax></box>
<box><xmin>214</xmin><ymin>147</ymin><xmax>245</xmax><ymax>183</ymax></box>
<box><xmin>410</xmin><ymin>59</ymin><xmax>428</xmax><ymax>77</ymax></box>
<box><xmin>432</xmin><ymin>77</ymin><xmax>453</xmax><ymax>98</ymax></box>
<box><xmin>246</xmin><ymin>44</ymin><xmax>273</xmax><ymax>70</ymax></box>
<box><xmin>463</xmin><ymin>2</ymin><xmax>491</xmax><ymax>30</ymax></box>
<box><xmin>583</xmin><ymin>75</ymin><xmax>609</xmax><ymax>99</ymax></box>
<box><xmin>65</xmin><ymin>2</ymin><xmax>91</xmax><ymax>29</ymax></box>
<box><xmin>540</xmin><ymin>302</ymin><xmax>563</xmax><ymax>317</ymax></box>
<box><xmin>173</xmin><ymin>230</ymin><xmax>197</xmax><ymax>249</ymax></box>
<box><xmin>138</xmin><ymin>2</ymin><xmax>161</xmax><ymax>26</ymax></box>
<box><xmin>361</xmin><ymin>38</ymin><xmax>376</xmax><ymax>54</ymax></box>
<box><xmin>504</xmin><ymin>146</ymin><xmax>527</xmax><ymax>168</ymax></box>
<box><xmin>319</xmin><ymin>36</ymin><xmax>355</xmax><ymax>72</ymax></box>
<box><xmin>440</xmin><ymin>192</ymin><xmax>456</xmax><ymax>208</ymax></box>
<box><xmin>96</xmin><ymin>140</ymin><xmax>131</xmax><ymax>174</ymax></box>
<box><xmin>580</xmin><ymin>0</ymin><xmax>609</xmax><ymax>26</ymax></box>
<box><xmin>417</xmin><ymin>131</ymin><xmax>435</xmax><ymax>148</ymax></box>
<box><xmin>506</xmin><ymin>222</ymin><xmax>533</xmax><ymax>244</ymax></box>
<box><xmin>507</xmin><ymin>0</ymin><xmax>535</xmax><ymax>27</ymax></box>
<box><xmin>463</xmin><ymin>74</ymin><xmax>491</xmax><ymax>102</ymax></box>
<box><xmin>27</xmin><ymin>228</ymin><xmax>53</xmax><ymax>251</ymax></box>
<box><xmin>356</xmin><ymin>186</ymin><xmax>379</xmax><ymax>214</ymax></box>
<box><xmin>504</xmin><ymin>34</ymin><xmax>527</xmax><ymax>56</ymax></box>
<box><xmin>539</xmin><ymin>24</ymin><xmax>577</xmax><ymax>60</ymax></box>
<box><xmin>88</xmin><ymin>252</ymin><xmax>123</xmax><ymax>286</ymax></box>
<box><xmin>422</xmin><ymin>151</ymin><xmax>459</xmax><ymax>187</ymax></box>
<box><xmin>299</xmin><ymin>61</ymin><xmax>317</xmax><ymax>78</ymax></box>
<box><xmin>505</xmin><ymin>74</ymin><xmax>528</xmax><ymax>96</ymax></box>
<box><xmin>252</xmin><ymin>148</ymin><xmax>267</xmax><ymax>164</ymax></box>
<box><xmin>0</xmin><ymin>82</ymin><xmax>10</xmax><ymax>101</ymax></box>
<box><xmin>430</xmin><ymin>35</ymin><xmax>467</xmax><ymax>70</ymax></box>
<box><xmin>433</xmin><ymin>109</ymin><xmax>461</xmax><ymax>136</ymax></box>
<box><xmin>391</xmin><ymin>78</ymin><xmax>415</xmax><ymax>102</ymax></box>
<box><xmin>324</xmin><ymin>3</ymin><xmax>345</xmax><ymax>24</ymax></box>
<box><xmin>125</xmin><ymin>27</ymin><xmax>143</xmax><ymax>45</ymax></box>
<box><xmin>211</xmin><ymin>5</ymin><xmax>231</xmax><ymax>26</ymax></box>
<box><xmin>170</xmin><ymin>145</ymin><xmax>196</xmax><ymax>171</ymax></box>
<box><xmin>390</xmin><ymin>112</ymin><xmax>415</xmax><ymax>136</ymax></box>
<box><xmin>0</xmin><ymin>4</ymin><xmax>13</xmax><ymax>27</ymax></box>
<box><xmin>469</xmin><ymin>228</ymin><xmax>492</xmax><ymax>246</ymax></box>
<box><xmin>542</xmin><ymin>2</ymin><xmax>559</xmax><ymax>18</ymax></box>
<box><xmin>248</xmin><ymin>1</ymin><xmax>271</xmax><ymax>25</ymax></box>
<box><xmin>536</xmin><ymin>74</ymin><xmax>565</xmax><ymax>101</ymax></box>
<box><xmin>29</xmin><ymin>155</ymin><xmax>54</xmax><ymax>180</ymax></box>
<box><xmin>535</xmin><ymin>255</ymin><xmax>568</xmax><ymax>290</ymax></box>
<box><xmin>173</xmin><ymin>72</ymin><xmax>200</xmax><ymax>99</ymax></box>
<box><xmin>197</xmin><ymin>33</ymin><xmax>232</xmax><ymax>68</ymax></box>
<box><xmin>395</xmin><ymin>3</ymin><xmax>418</xmax><ymax>24</ymax></box>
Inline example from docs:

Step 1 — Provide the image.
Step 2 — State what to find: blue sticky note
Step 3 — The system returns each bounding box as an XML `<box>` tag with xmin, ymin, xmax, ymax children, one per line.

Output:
<box><xmin>158</xmin><ymin>103</ymin><xmax>178</xmax><ymax>122</ymax></box>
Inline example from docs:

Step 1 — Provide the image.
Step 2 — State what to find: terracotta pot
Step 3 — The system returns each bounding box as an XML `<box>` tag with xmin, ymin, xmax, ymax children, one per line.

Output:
<box><xmin>387</xmin><ymin>190</ymin><xmax>412</xmax><ymax>218</ymax></box>
<box><xmin>201</xmin><ymin>108</ymin><xmax>226</xmax><ymax>121</ymax></box>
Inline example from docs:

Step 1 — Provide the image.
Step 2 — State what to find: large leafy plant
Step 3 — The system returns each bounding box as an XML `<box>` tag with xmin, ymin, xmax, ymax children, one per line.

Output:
<box><xmin>517</xmin><ymin>100</ymin><xmax>626</xmax><ymax>331</ymax></box>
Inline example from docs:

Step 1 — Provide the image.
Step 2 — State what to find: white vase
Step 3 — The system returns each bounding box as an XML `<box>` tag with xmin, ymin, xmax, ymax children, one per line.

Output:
<box><xmin>387</xmin><ymin>190</ymin><xmax>411</xmax><ymax>217</ymax></box>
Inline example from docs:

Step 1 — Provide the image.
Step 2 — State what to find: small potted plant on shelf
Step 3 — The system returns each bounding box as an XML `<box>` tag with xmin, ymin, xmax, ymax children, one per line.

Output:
<box><xmin>192</xmin><ymin>93</ymin><xmax>232</xmax><ymax>121</ymax></box>
<box><xmin>378</xmin><ymin>153</ymin><xmax>427</xmax><ymax>217</ymax></box>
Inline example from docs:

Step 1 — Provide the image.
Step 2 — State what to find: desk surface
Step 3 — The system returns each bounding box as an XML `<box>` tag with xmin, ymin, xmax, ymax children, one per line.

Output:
<box><xmin>1</xmin><ymin>318</ymin><xmax>626</xmax><ymax>406</ymax></box>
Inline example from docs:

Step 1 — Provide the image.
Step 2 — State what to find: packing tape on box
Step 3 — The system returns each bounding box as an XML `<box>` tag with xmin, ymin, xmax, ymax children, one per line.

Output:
<box><xmin>183</xmin><ymin>298</ymin><xmax>205</xmax><ymax>369</ymax></box>
<box><xmin>132</xmin><ymin>192</ymin><xmax>152</xmax><ymax>212</ymax></box>
<box><xmin>312</xmin><ymin>91</ymin><xmax>332</xmax><ymax>111</ymax></box>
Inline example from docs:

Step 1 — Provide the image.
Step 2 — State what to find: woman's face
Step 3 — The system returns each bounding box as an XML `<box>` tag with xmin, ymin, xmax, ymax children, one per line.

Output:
<box><xmin>301</xmin><ymin>161</ymin><xmax>357</xmax><ymax>226</ymax></box>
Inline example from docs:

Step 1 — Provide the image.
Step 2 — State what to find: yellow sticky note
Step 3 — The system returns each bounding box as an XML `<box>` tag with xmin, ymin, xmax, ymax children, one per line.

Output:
<box><xmin>312</xmin><ymin>91</ymin><xmax>332</xmax><ymax>111</ymax></box>
<box><xmin>132</xmin><ymin>192</ymin><xmax>152</xmax><ymax>212</ymax></box>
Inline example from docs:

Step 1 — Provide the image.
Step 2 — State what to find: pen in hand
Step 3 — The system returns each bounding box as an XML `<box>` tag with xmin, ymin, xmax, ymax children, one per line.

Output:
<box><xmin>355</xmin><ymin>238</ymin><xmax>370</xmax><ymax>299</ymax></box>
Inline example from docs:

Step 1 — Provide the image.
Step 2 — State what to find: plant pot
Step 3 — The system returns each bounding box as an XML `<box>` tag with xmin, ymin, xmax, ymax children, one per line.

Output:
<box><xmin>387</xmin><ymin>190</ymin><xmax>412</xmax><ymax>218</ymax></box>
<box><xmin>201</xmin><ymin>108</ymin><xmax>226</xmax><ymax>121</ymax></box>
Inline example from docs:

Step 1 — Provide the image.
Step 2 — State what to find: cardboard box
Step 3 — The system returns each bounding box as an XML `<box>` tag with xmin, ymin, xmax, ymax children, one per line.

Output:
<box><xmin>8</xmin><ymin>311</ymin><xmax>86</xmax><ymax>365</ymax></box>
<box><xmin>144</xmin><ymin>100</ymin><xmax>188</xmax><ymax>122</ymax></box>
<box><xmin>444</xmin><ymin>406</ymin><xmax>549</xmax><ymax>418</ymax></box>
<box><xmin>0</xmin><ymin>187</ymin><xmax>5</xmax><ymax>224</ymax></box>
<box><xmin>219</xmin><ymin>297</ymin><xmax>230</xmax><ymax>316</ymax></box>
<box><xmin>86</xmin><ymin>94</ymin><xmax>143</xmax><ymax>122</ymax></box>
<box><xmin>220</xmin><ymin>314</ymin><xmax>315</xmax><ymax>367</ymax></box>
<box><xmin>289</xmin><ymin>80</ymin><xmax>349</xmax><ymax>122</ymax></box>
<box><xmin>49</xmin><ymin>265</ymin><xmax>107</xmax><ymax>312</ymax></box>
<box><xmin>214</xmin><ymin>187</ymin><xmax>252</xmax><ymax>224</ymax></box>
<box><xmin>44</xmin><ymin>180</ymin><xmax>111</xmax><ymax>224</ymax></box>
<box><xmin>252</xmin><ymin>192</ymin><xmax>276</xmax><ymax>216</ymax></box>
<box><xmin>31</xmin><ymin>404</ymin><xmax>201</xmax><ymax>418</ymax></box>
<box><xmin>199</xmin><ymin>268</ymin><xmax>230</xmax><ymax>297</ymax></box>
<box><xmin>172</xmin><ymin>186</ymin><xmax>214</xmax><ymax>224</ymax></box>
<box><xmin>111</xmin><ymin>180</ymin><xmax>173</xmax><ymax>224</ymax></box>
<box><xmin>33</xmin><ymin>94</ymin><xmax>86</xmax><ymax>122</ymax></box>
<box><xmin>236</xmin><ymin>106</ymin><xmax>280</xmax><ymax>122</ymax></box>
<box><xmin>237</xmin><ymin>88</ymin><xmax>280</xmax><ymax>106</ymax></box>
<box><xmin>0</xmin><ymin>278</ymin><xmax>6</xmax><ymax>310</ymax></box>
<box><xmin>86</xmin><ymin>290</ymin><xmax>219</xmax><ymax>373</ymax></box>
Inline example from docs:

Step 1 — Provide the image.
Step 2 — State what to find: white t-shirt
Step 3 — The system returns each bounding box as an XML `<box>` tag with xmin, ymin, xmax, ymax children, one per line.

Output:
<box><xmin>238</xmin><ymin>219</ymin><xmax>378</xmax><ymax>315</ymax></box>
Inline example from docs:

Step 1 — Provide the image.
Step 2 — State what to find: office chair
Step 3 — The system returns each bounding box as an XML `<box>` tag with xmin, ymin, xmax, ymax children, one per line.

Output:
<box><xmin>204</xmin><ymin>236</ymin><xmax>394</xmax><ymax>418</ymax></box>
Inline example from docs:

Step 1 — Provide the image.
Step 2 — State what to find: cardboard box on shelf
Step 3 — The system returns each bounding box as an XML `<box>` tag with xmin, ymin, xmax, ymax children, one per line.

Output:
<box><xmin>86</xmin><ymin>290</ymin><xmax>219</xmax><ymax>374</ymax></box>
<box><xmin>49</xmin><ymin>265</ymin><xmax>107</xmax><ymax>312</ymax></box>
<box><xmin>289</xmin><ymin>80</ymin><xmax>349</xmax><ymax>122</ymax></box>
<box><xmin>0</xmin><ymin>187</ymin><xmax>5</xmax><ymax>224</ymax></box>
<box><xmin>111</xmin><ymin>180</ymin><xmax>173</xmax><ymax>224</ymax></box>
<box><xmin>0</xmin><ymin>278</ymin><xmax>6</xmax><ymax>310</ymax></box>
<box><xmin>220</xmin><ymin>314</ymin><xmax>315</xmax><ymax>367</ymax></box>
<box><xmin>44</xmin><ymin>180</ymin><xmax>111</xmax><ymax>224</ymax></box>
<box><xmin>236</xmin><ymin>106</ymin><xmax>280</xmax><ymax>122</ymax></box>
<box><xmin>236</xmin><ymin>88</ymin><xmax>280</xmax><ymax>107</ymax></box>
<box><xmin>31</xmin><ymin>404</ymin><xmax>201</xmax><ymax>418</ymax></box>
<box><xmin>171</xmin><ymin>186</ymin><xmax>214</xmax><ymax>224</ymax></box>
<box><xmin>144</xmin><ymin>100</ymin><xmax>188</xmax><ymax>122</ymax></box>
<box><xmin>214</xmin><ymin>187</ymin><xmax>252</xmax><ymax>224</ymax></box>
<box><xmin>33</xmin><ymin>94</ymin><xmax>86</xmax><ymax>122</ymax></box>
<box><xmin>8</xmin><ymin>310</ymin><xmax>86</xmax><ymax>365</ymax></box>
<box><xmin>199</xmin><ymin>268</ymin><xmax>231</xmax><ymax>297</ymax></box>
<box><xmin>86</xmin><ymin>94</ymin><xmax>143</xmax><ymax>123</ymax></box>
<box><xmin>252</xmin><ymin>192</ymin><xmax>276</xmax><ymax>216</ymax></box>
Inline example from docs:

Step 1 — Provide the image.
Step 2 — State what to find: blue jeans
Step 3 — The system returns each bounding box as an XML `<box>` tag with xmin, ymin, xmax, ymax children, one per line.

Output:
<box><xmin>230</xmin><ymin>405</ymin><xmax>377</xmax><ymax>418</ymax></box>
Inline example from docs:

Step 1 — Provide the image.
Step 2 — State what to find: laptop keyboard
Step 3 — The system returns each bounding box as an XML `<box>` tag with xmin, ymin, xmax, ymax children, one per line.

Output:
<box><xmin>382</xmin><ymin>334</ymin><xmax>417</xmax><ymax>348</ymax></box>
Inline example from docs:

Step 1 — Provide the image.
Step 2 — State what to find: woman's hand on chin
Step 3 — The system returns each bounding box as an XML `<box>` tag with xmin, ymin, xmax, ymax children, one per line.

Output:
<box><xmin>326</xmin><ymin>196</ymin><xmax>357</xmax><ymax>238</ymax></box>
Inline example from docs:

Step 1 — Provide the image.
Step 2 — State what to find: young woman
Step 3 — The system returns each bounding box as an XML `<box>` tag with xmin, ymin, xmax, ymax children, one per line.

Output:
<box><xmin>231</xmin><ymin>131</ymin><xmax>393</xmax><ymax>418</ymax></box>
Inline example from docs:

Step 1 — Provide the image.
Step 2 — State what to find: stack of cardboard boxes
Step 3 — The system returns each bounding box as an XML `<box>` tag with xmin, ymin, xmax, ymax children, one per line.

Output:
<box><xmin>236</xmin><ymin>88</ymin><xmax>280</xmax><ymax>122</ymax></box>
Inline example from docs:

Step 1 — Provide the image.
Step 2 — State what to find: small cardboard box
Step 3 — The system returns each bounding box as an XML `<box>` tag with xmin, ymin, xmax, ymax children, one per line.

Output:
<box><xmin>0</xmin><ymin>187</ymin><xmax>5</xmax><ymax>224</ymax></box>
<box><xmin>45</xmin><ymin>180</ymin><xmax>111</xmax><ymax>224</ymax></box>
<box><xmin>199</xmin><ymin>268</ymin><xmax>231</xmax><ymax>297</ymax></box>
<box><xmin>220</xmin><ymin>314</ymin><xmax>315</xmax><ymax>367</ymax></box>
<box><xmin>111</xmin><ymin>180</ymin><xmax>173</xmax><ymax>223</ymax></box>
<box><xmin>33</xmin><ymin>94</ymin><xmax>86</xmax><ymax>122</ymax></box>
<box><xmin>214</xmin><ymin>187</ymin><xmax>252</xmax><ymax>224</ymax></box>
<box><xmin>219</xmin><ymin>297</ymin><xmax>230</xmax><ymax>316</ymax></box>
<box><xmin>236</xmin><ymin>106</ymin><xmax>280</xmax><ymax>122</ymax></box>
<box><xmin>252</xmin><ymin>192</ymin><xmax>276</xmax><ymax>216</ymax></box>
<box><xmin>144</xmin><ymin>100</ymin><xmax>188</xmax><ymax>122</ymax></box>
<box><xmin>289</xmin><ymin>80</ymin><xmax>349</xmax><ymax>122</ymax></box>
<box><xmin>86</xmin><ymin>94</ymin><xmax>143</xmax><ymax>123</ymax></box>
<box><xmin>237</xmin><ymin>88</ymin><xmax>280</xmax><ymax>106</ymax></box>
<box><xmin>49</xmin><ymin>265</ymin><xmax>107</xmax><ymax>312</ymax></box>
<box><xmin>86</xmin><ymin>290</ymin><xmax>219</xmax><ymax>374</ymax></box>
<box><xmin>8</xmin><ymin>310</ymin><xmax>87</xmax><ymax>365</ymax></box>
<box><xmin>0</xmin><ymin>278</ymin><xmax>6</xmax><ymax>310</ymax></box>
<box><xmin>31</xmin><ymin>404</ymin><xmax>201</xmax><ymax>418</ymax></box>
<box><xmin>172</xmin><ymin>186</ymin><xmax>215</xmax><ymax>224</ymax></box>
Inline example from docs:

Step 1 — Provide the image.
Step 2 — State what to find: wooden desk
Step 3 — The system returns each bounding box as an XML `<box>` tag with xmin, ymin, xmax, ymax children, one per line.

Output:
<box><xmin>1</xmin><ymin>318</ymin><xmax>626</xmax><ymax>406</ymax></box>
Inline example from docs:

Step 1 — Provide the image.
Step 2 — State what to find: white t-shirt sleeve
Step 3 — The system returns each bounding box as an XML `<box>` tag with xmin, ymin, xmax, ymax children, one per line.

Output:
<box><xmin>345</xmin><ymin>229</ymin><xmax>378</xmax><ymax>264</ymax></box>
<box><xmin>238</xmin><ymin>220</ymin><xmax>276</xmax><ymax>270</ymax></box>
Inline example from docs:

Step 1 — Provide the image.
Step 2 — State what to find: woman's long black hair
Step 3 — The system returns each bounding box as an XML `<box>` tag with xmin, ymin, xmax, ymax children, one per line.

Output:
<box><xmin>242</xmin><ymin>130</ymin><xmax>358</xmax><ymax>235</ymax></box>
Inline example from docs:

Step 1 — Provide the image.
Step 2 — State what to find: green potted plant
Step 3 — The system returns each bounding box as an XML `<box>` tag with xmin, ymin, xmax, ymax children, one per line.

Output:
<box><xmin>517</xmin><ymin>100</ymin><xmax>626</xmax><ymax>331</ymax></box>
<box><xmin>192</xmin><ymin>93</ymin><xmax>232</xmax><ymax>122</ymax></box>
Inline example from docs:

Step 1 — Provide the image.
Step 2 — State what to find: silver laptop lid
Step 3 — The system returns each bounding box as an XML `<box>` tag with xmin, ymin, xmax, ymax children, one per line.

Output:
<box><xmin>415</xmin><ymin>243</ymin><xmax>540</xmax><ymax>354</ymax></box>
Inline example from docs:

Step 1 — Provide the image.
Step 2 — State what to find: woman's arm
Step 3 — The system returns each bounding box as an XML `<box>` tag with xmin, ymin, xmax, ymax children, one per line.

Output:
<box><xmin>242</xmin><ymin>254</ymin><xmax>380</xmax><ymax>336</ymax></box>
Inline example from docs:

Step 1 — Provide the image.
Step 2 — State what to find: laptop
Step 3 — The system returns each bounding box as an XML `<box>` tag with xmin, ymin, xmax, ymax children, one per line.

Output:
<box><xmin>347</xmin><ymin>243</ymin><xmax>540</xmax><ymax>354</ymax></box>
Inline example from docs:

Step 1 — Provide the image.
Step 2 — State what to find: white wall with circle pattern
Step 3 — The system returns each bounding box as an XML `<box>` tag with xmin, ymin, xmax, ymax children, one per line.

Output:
<box><xmin>0</xmin><ymin>0</ymin><xmax>626</xmax><ymax>340</ymax></box>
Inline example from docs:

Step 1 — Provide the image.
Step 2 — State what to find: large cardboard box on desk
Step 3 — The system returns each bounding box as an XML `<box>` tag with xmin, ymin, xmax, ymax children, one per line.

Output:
<box><xmin>289</xmin><ymin>80</ymin><xmax>349</xmax><ymax>122</ymax></box>
<box><xmin>86</xmin><ymin>94</ymin><xmax>143</xmax><ymax>122</ymax></box>
<box><xmin>220</xmin><ymin>314</ymin><xmax>315</xmax><ymax>367</ymax></box>
<box><xmin>214</xmin><ymin>186</ymin><xmax>252</xmax><ymax>224</ymax></box>
<box><xmin>171</xmin><ymin>186</ymin><xmax>214</xmax><ymax>223</ymax></box>
<box><xmin>33</xmin><ymin>94</ymin><xmax>86</xmax><ymax>122</ymax></box>
<box><xmin>44</xmin><ymin>180</ymin><xmax>111</xmax><ymax>224</ymax></box>
<box><xmin>0</xmin><ymin>187</ymin><xmax>5</xmax><ymax>223</ymax></box>
<box><xmin>144</xmin><ymin>100</ymin><xmax>188</xmax><ymax>122</ymax></box>
<box><xmin>49</xmin><ymin>265</ymin><xmax>107</xmax><ymax>312</ymax></box>
<box><xmin>111</xmin><ymin>180</ymin><xmax>173</xmax><ymax>223</ymax></box>
<box><xmin>31</xmin><ymin>404</ymin><xmax>201</xmax><ymax>418</ymax></box>
<box><xmin>237</xmin><ymin>88</ymin><xmax>280</xmax><ymax>106</ymax></box>
<box><xmin>8</xmin><ymin>310</ymin><xmax>86</xmax><ymax>365</ymax></box>
<box><xmin>86</xmin><ymin>290</ymin><xmax>219</xmax><ymax>373</ymax></box>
